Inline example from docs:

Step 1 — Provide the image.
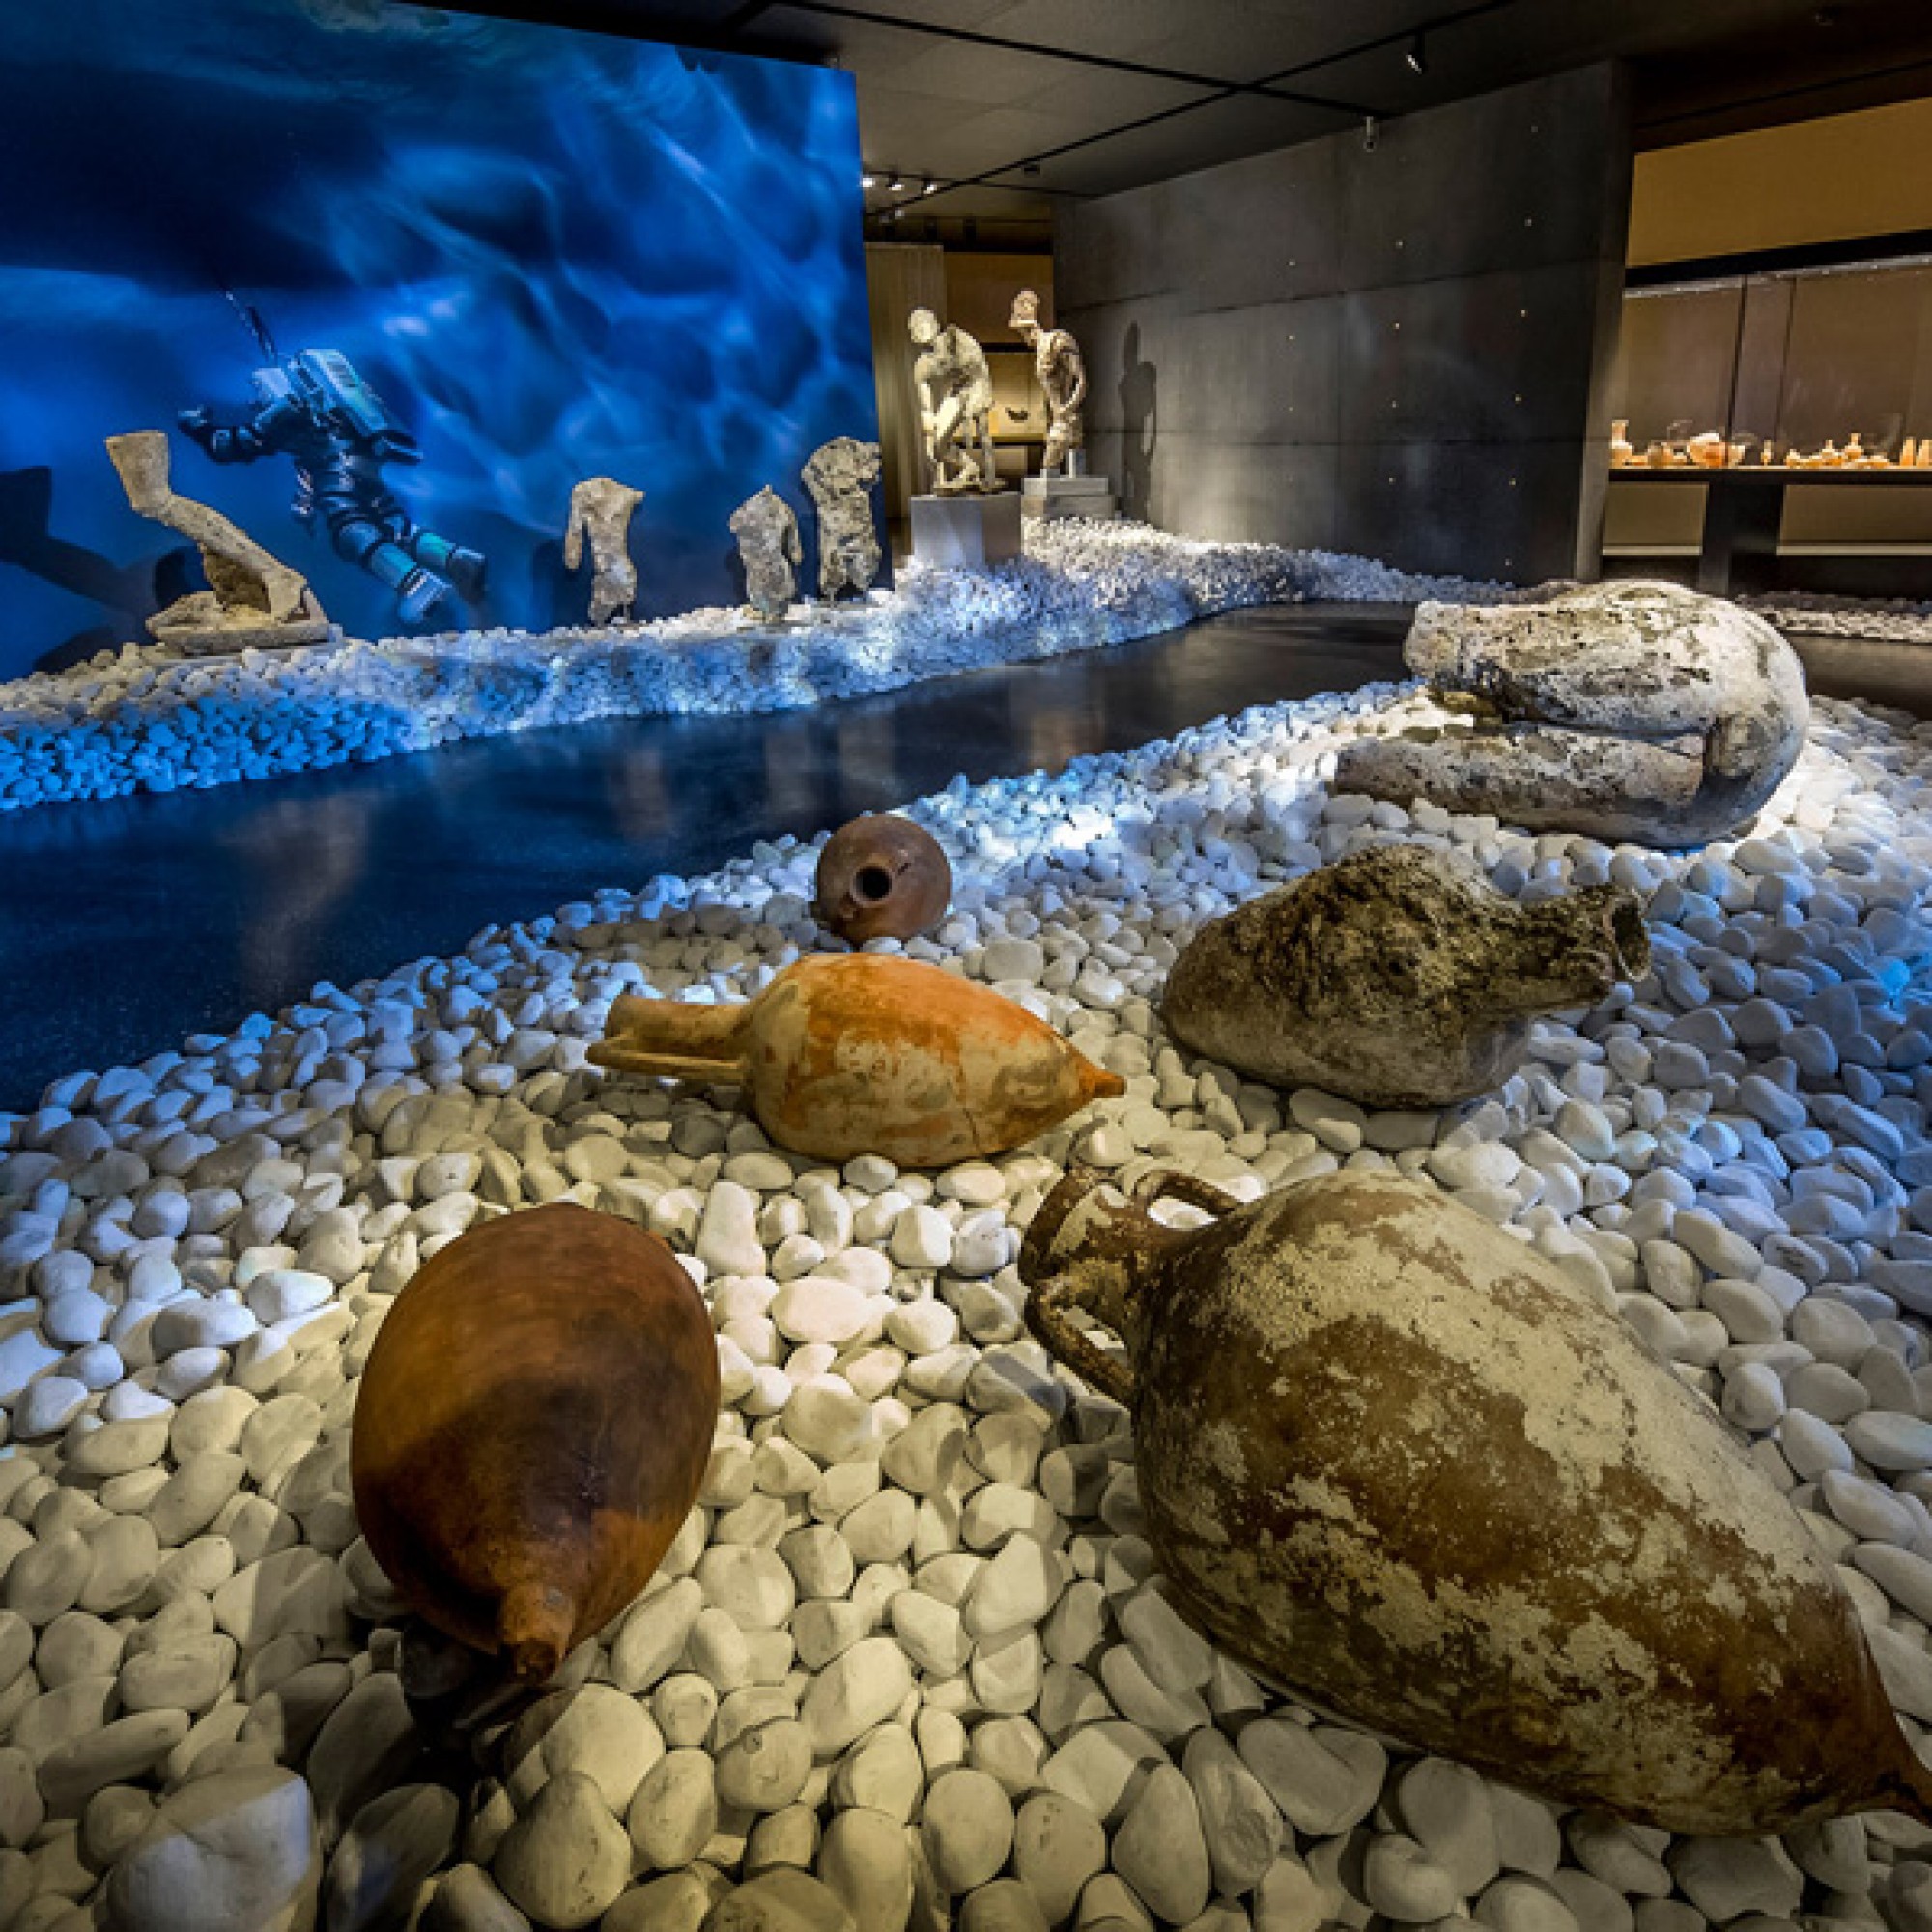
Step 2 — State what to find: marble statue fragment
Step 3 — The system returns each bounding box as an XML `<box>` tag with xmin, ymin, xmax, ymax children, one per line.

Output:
<box><xmin>1008</xmin><ymin>290</ymin><xmax>1087</xmax><ymax>476</ymax></box>
<box><xmin>729</xmin><ymin>486</ymin><xmax>803</xmax><ymax>622</ymax></box>
<box><xmin>909</xmin><ymin>308</ymin><xmax>1001</xmax><ymax>495</ymax></box>
<box><xmin>801</xmin><ymin>438</ymin><xmax>883</xmax><ymax>600</ymax></box>
<box><xmin>563</xmin><ymin>477</ymin><xmax>644</xmax><ymax>627</ymax></box>
<box><xmin>1334</xmin><ymin>580</ymin><xmax>1810</xmax><ymax>848</ymax></box>
<box><xmin>1021</xmin><ymin>1167</ymin><xmax>1932</xmax><ymax>1833</ymax></box>
<box><xmin>107</xmin><ymin>430</ymin><xmax>329</xmax><ymax>651</ymax></box>
<box><xmin>1164</xmin><ymin>845</ymin><xmax>1649</xmax><ymax>1108</ymax></box>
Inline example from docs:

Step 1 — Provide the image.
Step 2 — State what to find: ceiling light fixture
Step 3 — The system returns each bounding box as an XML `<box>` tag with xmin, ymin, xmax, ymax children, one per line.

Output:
<box><xmin>1405</xmin><ymin>31</ymin><xmax>1427</xmax><ymax>73</ymax></box>
<box><xmin>862</xmin><ymin>171</ymin><xmax>876</xmax><ymax>188</ymax></box>
<box><xmin>890</xmin><ymin>174</ymin><xmax>905</xmax><ymax>193</ymax></box>
<box><xmin>922</xmin><ymin>178</ymin><xmax>938</xmax><ymax>195</ymax></box>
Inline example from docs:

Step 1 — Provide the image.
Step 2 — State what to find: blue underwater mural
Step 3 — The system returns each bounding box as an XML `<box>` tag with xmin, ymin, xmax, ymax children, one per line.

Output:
<box><xmin>0</xmin><ymin>0</ymin><xmax>878</xmax><ymax>678</ymax></box>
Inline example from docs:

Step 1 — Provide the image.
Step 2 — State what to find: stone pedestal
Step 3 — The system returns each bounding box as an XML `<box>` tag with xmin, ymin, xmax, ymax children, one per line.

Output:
<box><xmin>911</xmin><ymin>491</ymin><xmax>1024</xmax><ymax>568</ymax></box>
<box><xmin>1022</xmin><ymin>474</ymin><xmax>1118</xmax><ymax>522</ymax></box>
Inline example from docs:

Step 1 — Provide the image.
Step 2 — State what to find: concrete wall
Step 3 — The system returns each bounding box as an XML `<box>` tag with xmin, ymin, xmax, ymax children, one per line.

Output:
<box><xmin>1057</xmin><ymin>65</ymin><xmax>1632</xmax><ymax>584</ymax></box>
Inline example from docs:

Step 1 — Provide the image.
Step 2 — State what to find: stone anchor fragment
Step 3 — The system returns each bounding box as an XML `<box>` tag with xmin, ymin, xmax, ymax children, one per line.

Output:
<box><xmin>106</xmin><ymin>429</ymin><xmax>330</xmax><ymax>651</ymax></box>
<box><xmin>1163</xmin><ymin>844</ymin><xmax>1649</xmax><ymax>1107</ymax></box>
<box><xmin>590</xmin><ymin>953</ymin><xmax>1122</xmax><ymax>1166</ymax></box>
<box><xmin>351</xmin><ymin>1203</ymin><xmax>718</xmax><ymax>1685</ymax></box>
<box><xmin>562</xmin><ymin>477</ymin><xmax>644</xmax><ymax>626</ymax></box>
<box><xmin>1021</xmin><ymin>1165</ymin><xmax>1932</xmax><ymax>1835</ymax></box>
<box><xmin>1334</xmin><ymin>580</ymin><xmax>1809</xmax><ymax>847</ymax></box>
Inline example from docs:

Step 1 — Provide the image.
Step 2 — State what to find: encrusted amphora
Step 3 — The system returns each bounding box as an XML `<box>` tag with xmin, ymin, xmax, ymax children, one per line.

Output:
<box><xmin>1163</xmin><ymin>846</ymin><xmax>1650</xmax><ymax>1108</ymax></box>
<box><xmin>1021</xmin><ymin>1165</ymin><xmax>1932</xmax><ymax>1835</ymax></box>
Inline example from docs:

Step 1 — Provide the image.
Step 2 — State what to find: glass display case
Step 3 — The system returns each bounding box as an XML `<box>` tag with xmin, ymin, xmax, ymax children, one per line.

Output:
<box><xmin>1605</xmin><ymin>252</ymin><xmax>1932</xmax><ymax>586</ymax></box>
<box><xmin>1608</xmin><ymin>253</ymin><xmax>1932</xmax><ymax>470</ymax></box>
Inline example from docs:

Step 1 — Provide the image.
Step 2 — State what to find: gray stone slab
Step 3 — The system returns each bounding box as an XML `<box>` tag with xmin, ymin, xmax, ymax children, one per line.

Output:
<box><xmin>1023</xmin><ymin>475</ymin><xmax>1118</xmax><ymax>521</ymax></box>
<box><xmin>910</xmin><ymin>491</ymin><xmax>1024</xmax><ymax>568</ymax></box>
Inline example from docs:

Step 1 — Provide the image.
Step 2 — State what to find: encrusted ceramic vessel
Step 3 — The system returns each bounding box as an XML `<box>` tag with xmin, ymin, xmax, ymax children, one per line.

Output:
<box><xmin>591</xmin><ymin>954</ymin><xmax>1122</xmax><ymax>1166</ymax></box>
<box><xmin>352</xmin><ymin>1204</ymin><xmax>718</xmax><ymax>1684</ymax></box>
<box><xmin>815</xmin><ymin>814</ymin><xmax>952</xmax><ymax>944</ymax></box>
<box><xmin>1163</xmin><ymin>846</ymin><xmax>1649</xmax><ymax>1107</ymax></box>
<box><xmin>1334</xmin><ymin>581</ymin><xmax>1810</xmax><ymax>848</ymax></box>
<box><xmin>1021</xmin><ymin>1166</ymin><xmax>1932</xmax><ymax>1834</ymax></box>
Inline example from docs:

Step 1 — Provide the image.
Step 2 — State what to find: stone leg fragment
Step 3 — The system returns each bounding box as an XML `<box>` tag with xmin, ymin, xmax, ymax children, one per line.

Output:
<box><xmin>1335</xmin><ymin>723</ymin><xmax>1711</xmax><ymax>845</ymax></box>
<box><xmin>107</xmin><ymin>431</ymin><xmax>319</xmax><ymax>632</ymax></box>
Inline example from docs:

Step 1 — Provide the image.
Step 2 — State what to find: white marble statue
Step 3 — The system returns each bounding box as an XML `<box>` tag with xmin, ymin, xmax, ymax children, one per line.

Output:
<box><xmin>909</xmin><ymin>308</ymin><xmax>1000</xmax><ymax>496</ymax></box>
<box><xmin>563</xmin><ymin>477</ymin><xmax>643</xmax><ymax>626</ymax></box>
<box><xmin>1008</xmin><ymin>290</ymin><xmax>1087</xmax><ymax>477</ymax></box>
<box><xmin>729</xmin><ymin>486</ymin><xmax>803</xmax><ymax>622</ymax></box>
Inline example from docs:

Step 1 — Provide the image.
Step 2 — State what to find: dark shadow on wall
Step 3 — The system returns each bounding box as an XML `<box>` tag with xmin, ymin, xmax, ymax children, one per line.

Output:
<box><xmin>0</xmin><ymin>465</ymin><xmax>199</xmax><ymax>671</ymax></box>
<box><xmin>1119</xmin><ymin>324</ymin><xmax>1157</xmax><ymax>523</ymax></box>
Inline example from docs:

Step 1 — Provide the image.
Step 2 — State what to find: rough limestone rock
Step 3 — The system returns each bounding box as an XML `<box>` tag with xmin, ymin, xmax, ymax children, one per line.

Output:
<box><xmin>1335</xmin><ymin>580</ymin><xmax>1809</xmax><ymax>847</ymax></box>
<box><xmin>1162</xmin><ymin>846</ymin><xmax>1648</xmax><ymax>1108</ymax></box>
<box><xmin>105</xmin><ymin>1766</ymin><xmax>319</xmax><ymax>1932</ymax></box>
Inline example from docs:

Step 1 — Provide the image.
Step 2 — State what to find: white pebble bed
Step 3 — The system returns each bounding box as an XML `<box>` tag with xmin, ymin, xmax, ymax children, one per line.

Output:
<box><xmin>2</xmin><ymin>681</ymin><xmax>1932</xmax><ymax>1932</ymax></box>
<box><xmin>0</xmin><ymin>520</ymin><xmax>1503</xmax><ymax>816</ymax></box>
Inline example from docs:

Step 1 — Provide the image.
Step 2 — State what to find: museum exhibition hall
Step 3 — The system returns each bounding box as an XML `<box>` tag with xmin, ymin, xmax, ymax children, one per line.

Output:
<box><xmin>5</xmin><ymin>0</ymin><xmax>1932</xmax><ymax>1927</ymax></box>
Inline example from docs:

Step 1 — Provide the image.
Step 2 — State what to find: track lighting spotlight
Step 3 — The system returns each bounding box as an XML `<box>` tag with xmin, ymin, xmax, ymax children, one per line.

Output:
<box><xmin>1405</xmin><ymin>31</ymin><xmax>1427</xmax><ymax>73</ymax></box>
<box><xmin>889</xmin><ymin>174</ymin><xmax>905</xmax><ymax>193</ymax></box>
<box><xmin>922</xmin><ymin>178</ymin><xmax>938</xmax><ymax>195</ymax></box>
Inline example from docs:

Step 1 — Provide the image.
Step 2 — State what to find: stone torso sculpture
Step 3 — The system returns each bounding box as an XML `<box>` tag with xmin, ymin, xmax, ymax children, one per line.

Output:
<box><xmin>106</xmin><ymin>430</ymin><xmax>330</xmax><ymax>651</ymax></box>
<box><xmin>563</xmin><ymin>478</ymin><xmax>643</xmax><ymax>627</ymax></box>
<box><xmin>800</xmin><ymin>437</ymin><xmax>882</xmax><ymax>599</ymax></box>
<box><xmin>1008</xmin><ymin>290</ymin><xmax>1086</xmax><ymax>475</ymax></box>
<box><xmin>908</xmin><ymin>308</ymin><xmax>1000</xmax><ymax>495</ymax></box>
<box><xmin>1334</xmin><ymin>580</ymin><xmax>1810</xmax><ymax>848</ymax></box>
<box><xmin>728</xmin><ymin>486</ymin><xmax>803</xmax><ymax>621</ymax></box>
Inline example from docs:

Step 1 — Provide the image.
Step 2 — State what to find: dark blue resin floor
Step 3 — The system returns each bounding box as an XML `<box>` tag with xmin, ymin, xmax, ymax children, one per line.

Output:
<box><xmin>0</xmin><ymin>605</ymin><xmax>1412</xmax><ymax>1110</ymax></box>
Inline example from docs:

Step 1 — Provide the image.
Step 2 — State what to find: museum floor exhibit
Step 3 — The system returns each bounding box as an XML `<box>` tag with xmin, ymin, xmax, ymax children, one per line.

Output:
<box><xmin>3</xmin><ymin>2</ymin><xmax>1932</xmax><ymax>1931</ymax></box>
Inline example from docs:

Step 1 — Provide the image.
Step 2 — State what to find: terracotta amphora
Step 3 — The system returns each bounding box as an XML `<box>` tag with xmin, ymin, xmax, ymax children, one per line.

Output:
<box><xmin>591</xmin><ymin>953</ymin><xmax>1122</xmax><ymax>1166</ymax></box>
<box><xmin>815</xmin><ymin>814</ymin><xmax>952</xmax><ymax>943</ymax></box>
<box><xmin>352</xmin><ymin>1204</ymin><xmax>718</xmax><ymax>1685</ymax></box>
<box><xmin>1020</xmin><ymin>1165</ymin><xmax>1932</xmax><ymax>1835</ymax></box>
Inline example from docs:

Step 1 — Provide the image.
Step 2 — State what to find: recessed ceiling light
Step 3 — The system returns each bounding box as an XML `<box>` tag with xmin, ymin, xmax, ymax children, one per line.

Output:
<box><xmin>862</xmin><ymin>172</ymin><xmax>876</xmax><ymax>189</ymax></box>
<box><xmin>922</xmin><ymin>179</ymin><xmax>938</xmax><ymax>195</ymax></box>
<box><xmin>890</xmin><ymin>175</ymin><xmax>905</xmax><ymax>193</ymax></box>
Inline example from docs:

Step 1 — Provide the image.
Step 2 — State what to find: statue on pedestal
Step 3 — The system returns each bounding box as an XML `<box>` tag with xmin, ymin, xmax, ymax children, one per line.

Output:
<box><xmin>908</xmin><ymin>309</ymin><xmax>1000</xmax><ymax>496</ymax></box>
<box><xmin>1008</xmin><ymin>290</ymin><xmax>1087</xmax><ymax>477</ymax></box>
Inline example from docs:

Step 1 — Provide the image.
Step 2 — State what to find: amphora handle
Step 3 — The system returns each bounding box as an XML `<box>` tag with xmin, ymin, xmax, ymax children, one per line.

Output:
<box><xmin>1024</xmin><ymin>1166</ymin><xmax>1243</xmax><ymax>1409</ymax></box>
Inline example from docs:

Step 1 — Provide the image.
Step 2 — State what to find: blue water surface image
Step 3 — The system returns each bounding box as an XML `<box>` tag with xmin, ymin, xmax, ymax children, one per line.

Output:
<box><xmin>0</xmin><ymin>0</ymin><xmax>878</xmax><ymax>678</ymax></box>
